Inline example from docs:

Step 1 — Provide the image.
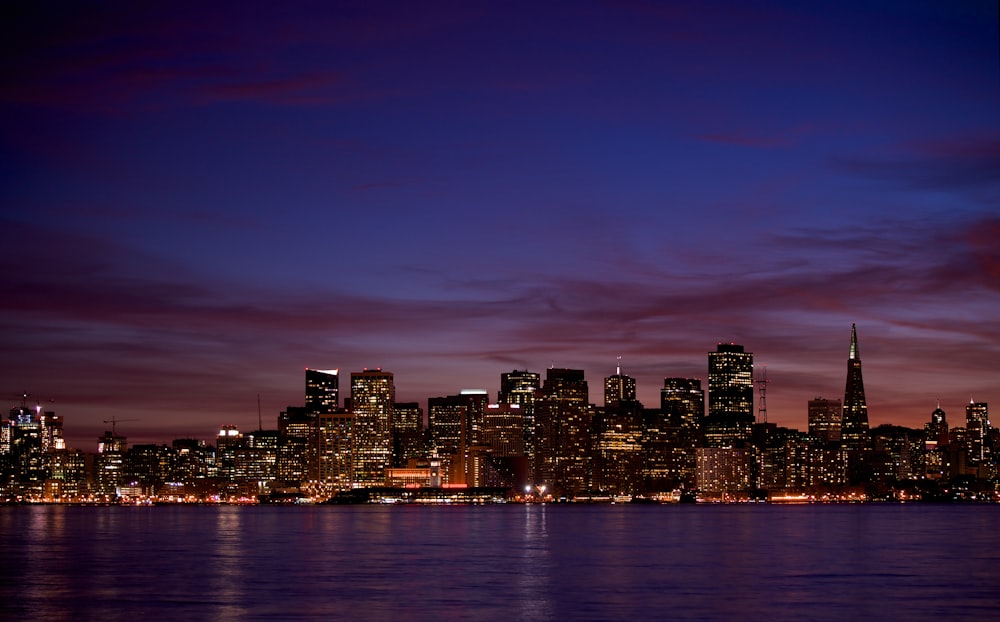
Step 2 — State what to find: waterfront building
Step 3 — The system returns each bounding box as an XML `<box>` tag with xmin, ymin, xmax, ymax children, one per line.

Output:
<box><xmin>533</xmin><ymin>368</ymin><xmax>592</xmax><ymax>495</ymax></box>
<box><xmin>318</xmin><ymin>411</ymin><xmax>353</xmax><ymax>490</ymax></box>
<box><xmin>125</xmin><ymin>443</ymin><xmax>175</xmax><ymax>494</ymax></box>
<box><xmin>215</xmin><ymin>425</ymin><xmax>243</xmax><ymax>482</ymax></box>
<box><xmin>392</xmin><ymin>402</ymin><xmax>426</xmax><ymax>467</ymax></box>
<box><xmin>95</xmin><ymin>429</ymin><xmax>127</xmax><ymax>494</ymax></box>
<box><xmin>171</xmin><ymin>438</ymin><xmax>213</xmax><ymax>485</ymax></box>
<box><xmin>350</xmin><ymin>369</ymin><xmax>394</xmax><ymax>487</ymax></box>
<box><xmin>640</xmin><ymin>379</ymin><xmax>704</xmax><ymax>491</ymax></box>
<box><xmin>279</xmin><ymin>406</ymin><xmax>316</xmax><ymax>483</ymax></box>
<box><xmin>695</xmin><ymin>447</ymin><xmax>755</xmax><ymax>496</ymax></box>
<box><xmin>499</xmin><ymin>370</ymin><xmax>540</xmax><ymax>471</ymax></box>
<box><xmin>237</xmin><ymin>430</ymin><xmax>280</xmax><ymax>486</ymax></box>
<box><xmin>44</xmin><ymin>448</ymin><xmax>87</xmax><ymax>499</ymax></box>
<box><xmin>705</xmin><ymin>344</ymin><xmax>754</xmax><ymax>447</ymax></box>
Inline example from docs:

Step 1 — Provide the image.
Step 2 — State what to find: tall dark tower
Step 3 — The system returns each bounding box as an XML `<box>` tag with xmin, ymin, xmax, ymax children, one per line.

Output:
<box><xmin>705</xmin><ymin>343</ymin><xmax>754</xmax><ymax>447</ymax></box>
<box><xmin>840</xmin><ymin>324</ymin><xmax>871</xmax><ymax>450</ymax></box>
<box><xmin>305</xmin><ymin>368</ymin><xmax>339</xmax><ymax>414</ymax></box>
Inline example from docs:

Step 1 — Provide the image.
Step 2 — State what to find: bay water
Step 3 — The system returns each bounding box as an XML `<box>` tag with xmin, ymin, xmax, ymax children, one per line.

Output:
<box><xmin>1</xmin><ymin>504</ymin><xmax>997</xmax><ymax>621</ymax></box>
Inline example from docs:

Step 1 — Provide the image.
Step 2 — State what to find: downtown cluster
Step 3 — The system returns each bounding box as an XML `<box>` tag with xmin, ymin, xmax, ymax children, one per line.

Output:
<box><xmin>1</xmin><ymin>326</ymin><xmax>996</xmax><ymax>504</ymax></box>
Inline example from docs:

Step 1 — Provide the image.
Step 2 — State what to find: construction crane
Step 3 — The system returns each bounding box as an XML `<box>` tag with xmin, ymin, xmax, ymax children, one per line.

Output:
<box><xmin>103</xmin><ymin>417</ymin><xmax>138</xmax><ymax>436</ymax></box>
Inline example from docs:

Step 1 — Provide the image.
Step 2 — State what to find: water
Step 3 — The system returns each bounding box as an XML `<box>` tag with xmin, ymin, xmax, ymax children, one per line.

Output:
<box><xmin>1</xmin><ymin>504</ymin><xmax>997</xmax><ymax>621</ymax></box>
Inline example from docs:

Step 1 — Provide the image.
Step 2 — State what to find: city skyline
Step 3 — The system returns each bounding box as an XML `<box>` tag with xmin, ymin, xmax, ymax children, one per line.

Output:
<box><xmin>8</xmin><ymin>326</ymin><xmax>991</xmax><ymax>452</ymax></box>
<box><xmin>2</xmin><ymin>2</ymin><xmax>998</xmax><ymax>448</ymax></box>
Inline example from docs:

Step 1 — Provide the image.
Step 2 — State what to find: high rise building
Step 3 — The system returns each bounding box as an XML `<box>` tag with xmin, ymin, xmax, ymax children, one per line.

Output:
<box><xmin>643</xmin><ymin>378</ymin><xmax>705</xmax><ymax>490</ymax></box>
<box><xmin>428</xmin><ymin>394</ymin><xmax>468</xmax><ymax>456</ymax></box>
<box><xmin>305</xmin><ymin>369</ymin><xmax>339</xmax><ymax>414</ymax></box>
<box><xmin>350</xmin><ymin>369</ymin><xmax>395</xmax><ymax>487</ymax></box>
<box><xmin>318</xmin><ymin>412</ymin><xmax>353</xmax><ymax>490</ymax></box>
<box><xmin>499</xmin><ymin>370</ymin><xmax>540</xmax><ymax>466</ymax></box>
<box><xmin>95</xmin><ymin>429</ymin><xmax>128</xmax><ymax>494</ymax></box>
<box><xmin>392</xmin><ymin>402</ymin><xmax>426</xmax><ymax>467</ymax></box>
<box><xmin>533</xmin><ymin>368</ymin><xmax>592</xmax><ymax>495</ymax></box>
<box><xmin>661</xmin><ymin>378</ymin><xmax>705</xmax><ymax>430</ymax></box>
<box><xmin>808</xmin><ymin>397</ymin><xmax>842</xmax><ymax>444</ymax></box>
<box><xmin>604</xmin><ymin>362</ymin><xmax>637</xmax><ymax>408</ymax></box>
<box><xmin>462</xmin><ymin>389</ymin><xmax>489</xmax><ymax>448</ymax></box>
<box><xmin>705</xmin><ymin>343</ymin><xmax>754</xmax><ymax>447</ymax></box>
<box><xmin>5</xmin><ymin>407</ymin><xmax>46</xmax><ymax>495</ymax></box>
<box><xmin>841</xmin><ymin>324</ymin><xmax>871</xmax><ymax>450</ymax></box>
<box><xmin>965</xmin><ymin>400</ymin><xmax>990</xmax><ymax>468</ymax></box>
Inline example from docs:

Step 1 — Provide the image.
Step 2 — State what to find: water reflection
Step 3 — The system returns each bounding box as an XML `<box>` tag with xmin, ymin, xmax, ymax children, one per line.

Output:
<box><xmin>2</xmin><ymin>504</ymin><xmax>998</xmax><ymax>621</ymax></box>
<box><xmin>516</xmin><ymin>505</ymin><xmax>553</xmax><ymax>620</ymax></box>
<box><xmin>212</xmin><ymin>506</ymin><xmax>247</xmax><ymax>621</ymax></box>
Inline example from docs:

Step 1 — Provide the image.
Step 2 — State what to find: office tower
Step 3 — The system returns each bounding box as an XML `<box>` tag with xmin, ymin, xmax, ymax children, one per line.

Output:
<box><xmin>966</xmin><ymin>401</ymin><xmax>990</xmax><ymax>467</ymax></box>
<box><xmin>44</xmin><ymin>448</ymin><xmax>87</xmax><ymax>498</ymax></box>
<box><xmin>604</xmin><ymin>362</ymin><xmax>637</xmax><ymax>408</ymax></box>
<box><xmin>499</xmin><ymin>370</ymin><xmax>540</xmax><ymax>464</ymax></box>
<box><xmin>39</xmin><ymin>411</ymin><xmax>64</xmax><ymax>452</ymax></box>
<box><xmin>841</xmin><ymin>324</ymin><xmax>871</xmax><ymax>450</ymax></box>
<box><xmin>237</xmin><ymin>430</ymin><xmax>280</xmax><ymax>484</ymax></box>
<box><xmin>480</xmin><ymin>403</ymin><xmax>525</xmax><ymax>457</ymax></box>
<box><xmin>427</xmin><ymin>391</ymin><xmax>486</xmax><ymax>485</ymax></box>
<box><xmin>428</xmin><ymin>394</ymin><xmax>468</xmax><ymax>456</ymax></box>
<box><xmin>171</xmin><ymin>438</ymin><xmax>212</xmax><ymax>484</ymax></box>
<box><xmin>305</xmin><ymin>368</ymin><xmax>339</xmax><ymax>414</ymax></box>
<box><xmin>392</xmin><ymin>402</ymin><xmax>426</xmax><ymax>467</ymax></box>
<box><xmin>808</xmin><ymin>397</ymin><xmax>843</xmax><ymax>443</ymax></box>
<box><xmin>695</xmin><ymin>447</ymin><xmax>755</xmax><ymax>495</ymax></box>
<box><xmin>462</xmin><ymin>389</ymin><xmax>489</xmax><ymax>447</ymax></box>
<box><xmin>661</xmin><ymin>378</ymin><xmax>705</xmax><ymax>430</ymax></box>
<box><xmin>593</xmin><ymin>403</ymin><xmax>642</xmax><ymax>496</ymax></box>
<box><xmin>95</xmin><ymin>429</ymin><xmax>128</xmax><ymax>494</ymax></box>
<box><xmin>643</xmin><ymin>378</ymin><xmax>705</xmax><ymax>490</ymax></box>
<box><xmin>215</xmin><ymin>425</ymin><xmax>243</xmax><ymax>482</ymax></box>
<box><xmin>350</xmin><ymin>369</ymin><xmax>394</xmax><ymax>486</ymax></box>
<box><xmin>125</xmin><ymin>444</ymin><xmax>174</xmax><ymax>493</ymax></box>
<box><xmin>279</xmin><ymin>406</ymin><xmax>316</xmax><ymax>483</ymax></box>
<box><xmin>7</xmin><ymin>407</ymin><xmax>46</xmax><ymax>495</ymax></box>
<box><xmin>318</xmin><ymin>412</ymin><xmax>353</xmax><ymax>490</ymax></box>
<box><xmin>705</xmin><ymin>343</ymin><xmax>755</xmax><ymax>447</ymax></box>
<box><xmin>533</xmin><ymin>368</ymin><xmax>592</xmax><ymax>495</ymax></box>
<box><xmin>924</xmin><ymin>404</ymin><xmax>949</xmax><ymax>479</ymax></box>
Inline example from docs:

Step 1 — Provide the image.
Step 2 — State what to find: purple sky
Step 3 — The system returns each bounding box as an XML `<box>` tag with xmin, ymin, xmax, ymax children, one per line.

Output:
<box><xmin>3</xmin><ymin>1</ymin><xmax>999</xmax><ymax>450</ymax></box>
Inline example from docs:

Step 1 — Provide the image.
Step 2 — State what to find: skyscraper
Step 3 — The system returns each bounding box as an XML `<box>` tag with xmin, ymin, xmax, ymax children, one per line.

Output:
<box><xmin>305</xmin><ymin>368</ymin><xmax>339</xmax><ymax>414</ymax></box>
<box><xmin>604</xmin><ymin>362</ymin><xmax>637</xmax><ymax>408</ymax></box>
<box><xmin>350</xmin><ymin>369</ymin><xmax>395</xmax><ymax>487</ymax></box>
<box><xmin>533</xmin><ymin>368</ymin><xmax>592</xmax><ymax>494</ymax></box>
<box><xmin>966</xmin><ymin>400</ymin><xmax>990</xmax><ymax>467</ymax></box>
<box><xmin>808</xmin><ymin>397</ymin><xmax>842</xmax><ymax>444</ymax></box>
<box><xmin>660</xmin><ymin>378</ymin><xmax>705</xmax><ymax>431</ymax></box>
<box><xmin>841</xmin><ymin>324</ymin><xmax>871</xmax><ymax>450</ymax></box>
<box><xmin>705</xmin><ymin>343</ymin><xmax>754</xmax><ymax>447</ymax></box>
<box><xmin>499</xmin><ymin>370</ymin><xmax>540</xmax><ymax>466</ymax></box>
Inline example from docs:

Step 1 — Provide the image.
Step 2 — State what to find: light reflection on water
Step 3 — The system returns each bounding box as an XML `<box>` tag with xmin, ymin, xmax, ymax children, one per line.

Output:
<box><xmin>1</xmin><ymin>504</ymin><xmax>998</xmax><ymax>621</ymax></box>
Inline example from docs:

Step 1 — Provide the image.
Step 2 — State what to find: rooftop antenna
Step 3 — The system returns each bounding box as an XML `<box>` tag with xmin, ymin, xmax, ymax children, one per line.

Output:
<box><xmin>257</xmin><ymin>393</ymin><xmax>263</xmax><ymax>431</ymax></box>
<box><xmin>616</xmin><ymin>355</ymin><xmax>622</xmax><ymax>376</ymax></box>
<box><xmin>102</xmin><ymin>416</ymin><xmax>138</xmax><ymax>436</ymax></box>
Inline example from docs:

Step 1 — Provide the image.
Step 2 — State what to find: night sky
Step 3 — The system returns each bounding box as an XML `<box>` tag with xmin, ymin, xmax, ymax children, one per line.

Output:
<box><xmin>3</xmin><ymin>1</ymin><xmax>998</xmax><ymax>449</ymax></box>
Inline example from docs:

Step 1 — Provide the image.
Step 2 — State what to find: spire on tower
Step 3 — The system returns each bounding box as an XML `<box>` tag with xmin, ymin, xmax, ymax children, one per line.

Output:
<box><xmin>616</xmin><ymin>354</ymin><xmax>622</xmax><ymax>376</ymax></box>
<box><xmin>849</xmin><ymin>323</ymin><xmax>860</xmax><ymax>360</ymax></box>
